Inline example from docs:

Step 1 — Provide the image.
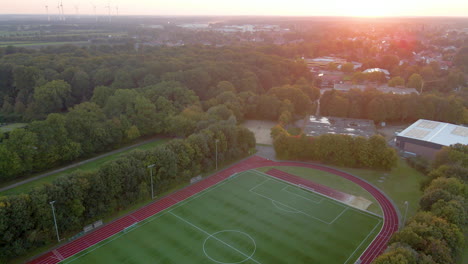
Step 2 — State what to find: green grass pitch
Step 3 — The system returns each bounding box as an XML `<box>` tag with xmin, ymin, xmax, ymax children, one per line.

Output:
<box><xmin>62</xmin><ymin>169</ymin><xmax>383</xmax><ymax>264</ymax></box>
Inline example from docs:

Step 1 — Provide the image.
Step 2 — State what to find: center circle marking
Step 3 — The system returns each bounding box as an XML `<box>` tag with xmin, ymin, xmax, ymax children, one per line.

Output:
<box><xmin>203</xmin><ymin>230</ymin><xmax>256</xmax><ymax>264</ymax></box>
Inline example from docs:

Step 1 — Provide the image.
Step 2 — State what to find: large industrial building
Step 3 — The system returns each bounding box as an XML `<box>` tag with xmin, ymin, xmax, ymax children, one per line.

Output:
<box><xmin>395</xmin><ymin>119</ymin><xmax>468</xmax><ymax>159</ymax></box>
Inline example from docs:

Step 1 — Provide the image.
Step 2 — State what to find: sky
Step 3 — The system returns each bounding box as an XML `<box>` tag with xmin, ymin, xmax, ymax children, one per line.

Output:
<box><xmin>3</xmin><ymin>0</ymin><xmax>468</xmax><ymax>17</ymax></box>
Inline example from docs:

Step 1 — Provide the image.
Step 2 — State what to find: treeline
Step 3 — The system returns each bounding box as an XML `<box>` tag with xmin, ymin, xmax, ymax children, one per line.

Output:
<box><xmin>374</xmin><ymin>144</ymin><xmax>467</xmax><ymax>264</ymax></box>
<box><xmin>0</xmin><ymin>81</ymin><xmax>201</xmax><ymax>182</ymax></box>
<box><xmin>0</xmin><ymin>44</ymin><xmax>310</xmax><ymax>121</ymax></box>
<box><xmin>0</xmin><ymin>122</ymin><xmax>255</xmax><ymax>262</ymax></box>
<box><xmin>320</xmin><ymin>89</ymin><xmax>467</xmax><ymax>124</ymax></box>
<box><xmin>0</xmin><ymin>44</ymin><xmax>320</xmax><ymax>183</ymax></box>
<box><xmin>271</xmin><ymin>125</ymin><xmax>398</xmax><ymax>170</ymax></box>
<box><xmin>0</xmin><ymin>79</ymin><xmax>319</xmax><ymax>183</ymax></box>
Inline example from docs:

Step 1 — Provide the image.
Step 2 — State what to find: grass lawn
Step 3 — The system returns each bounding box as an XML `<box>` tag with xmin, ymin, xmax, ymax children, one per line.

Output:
<box><xmin>0</xmin><ymin>41</ymin><xmax>90</xmax><ymax>47</ymax></box>
<box><xmin>332</xmin><ymin>158</ymin><xmax>425</xmax><ymax>220</ymax></box>
<box><xmin>0</xmin><ymin>123</ymin><xmax>28</xmax><ymax>133</ymax></box>
<box><xmin>63</xmin><ymin>170</ymin><xmax>382</xmax><ymax>264</ymax></box>
<box><xmin>256</xmin><ymin>166</ymin><xmax>382</xmax><ymax>215</ymax></box>
<box><xmin>0</xmin><ymin>139</ymin><xmax>168</xmax><ymax>196</ymax></box>
<box><xmin>258</xmin><ymin>158</ymin><xmax>424</xmax><ymax>220</ymax></box>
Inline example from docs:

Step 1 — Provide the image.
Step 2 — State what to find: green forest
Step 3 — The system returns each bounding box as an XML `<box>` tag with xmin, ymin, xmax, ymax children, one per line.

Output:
<box><xmin>0</xmin><ymin>42</ymin><xmax>467</xmax><ymax>263</ymax></box>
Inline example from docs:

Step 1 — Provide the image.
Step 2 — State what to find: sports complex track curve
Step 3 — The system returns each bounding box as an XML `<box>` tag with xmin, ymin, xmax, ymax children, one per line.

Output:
<box><xmin>29</xmin><ymin>155</ymin><xmax>399</xmax><ymax>264</ymax></box>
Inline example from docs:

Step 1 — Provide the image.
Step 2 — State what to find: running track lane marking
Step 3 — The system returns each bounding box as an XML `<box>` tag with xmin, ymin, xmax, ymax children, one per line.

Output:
<box><xmin>62</xmin><ymin>172</ymin><xmax>250</xmax><ymax>263</ymax></box>
<box><xmin>52</xmin><ymin>250</ymin><xmax>64</xmax><ymax>261</ymax></box>
<box><xmin>29</xmin><ymin>156</ymin><xmax>397</xmax><ymax>264</ymax></box>
<box><xmin>170</xmin><ymin>212</ymin><xmax>263</xmax><ymax>264</ymax></box>
<box><xmin>343</xmin><ymin>219</ymin><xmax>382</xmax><ymax>264</ymax></box>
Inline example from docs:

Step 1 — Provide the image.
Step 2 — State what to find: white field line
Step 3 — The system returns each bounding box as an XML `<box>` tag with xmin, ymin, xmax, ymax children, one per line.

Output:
<box><xmin>170</xmin><ymin>212</ymin><xmax>262</xmax><ymax>264</ymax></box>
<box><xmin>281</xmin><ymin>185</ymin><xmax>323</xmax><ymax>204</ymax></box>
<box><xmin>251</xmin><ymin>170</ymin><xmax>382</xmax><ymax>221</ymax></box>
<box><xmin>329</xmin><ymin>208</ymin><xmax>348</xmax><ymax>225</ymax></box>
<box><xmin>62</xmin><ymin>171</ymin><xmax>252</xmax><ymax>263</ymax></box>
<box><xmin>252</xmin><ymin>169</ymin><xmax>386</xmax><ymax>264</ymax></box>
<box><xmin>249</xmin><ymin>185</ymin><xmax>333</xmax><ymax>225</ymax></box>
<box><xmin>343</xmin><ymin>219</ymin><xmax>382</xmax><ymax>264</ymax></box>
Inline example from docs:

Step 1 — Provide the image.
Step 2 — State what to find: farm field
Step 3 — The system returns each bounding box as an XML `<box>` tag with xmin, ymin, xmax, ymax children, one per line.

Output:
<box><xmin>62</xmin><ymin>170</ymin><xmax>382</xmax><ymax>264</ymax></box>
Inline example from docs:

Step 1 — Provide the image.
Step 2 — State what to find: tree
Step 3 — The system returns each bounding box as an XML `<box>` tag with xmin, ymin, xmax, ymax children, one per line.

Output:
<box><xmin>388</xmin><ymin>76</ymin><xmax>405</xmax><ymax>87</ymax></box>
<box><xmin>29</xmin><ymin>113</ymin><xmax>81</xmax><ymax>169</ymax></box>
<box><xmin>407</xmin><ymin>73</ymin><xmax>423</xmax><ymax>91</ymax></box>
<box><xmin>33</xmin><ymin>80</ymin><xmax>72</xmax><ymax>115</ymax></box>
<box><xmin>112</xmin><ymin>70</ymin><xmax>134</xmax><ymax>89</ymax></box>
<box><xmin>91</xmin><ymin>86</ymin><xmax>115</xmax><ymax>108</ymax></box>
<box><xmin>71</xmin><ymin>70</ymin><xmax>91</xmax><ymax>102</ymax></box>
<box><xmin>453</xmin><ymin>46</ymin><xmax>468</xmax><ymax>73</ymax></box>
<box><xmin>4</xmin><ymin>129</ymin><xmax>38</xmax><ymax>174</ymax></box>
<box><xmin>65</xmin><ymin>102</ymin><xmax>111</xmax><ymax>155</ymax></box>
<box><xmin>430</xmin><ymin>200</ymin><xmax>466</xmax><ymax>226</ymax></box>
<box><xmin>0</xmin><ymin>144</ymin><xmax>21</xmax><ymax>180</ymax></box>
<box><xmin>373</xmin><ymin>243</ymin><xmax>418</xmax><ymax>264</ymax></box>
<box><xmin>341</xmin><ymin>63</ymin><xmax>355</xmax><ymax>73</ymax></box>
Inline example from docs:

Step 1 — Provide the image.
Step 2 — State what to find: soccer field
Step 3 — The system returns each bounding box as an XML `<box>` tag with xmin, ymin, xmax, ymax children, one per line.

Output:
<box><xmin>62</xmin><ymin>170</ymin><xmax>383</xmax><ymax>264</ymax></box>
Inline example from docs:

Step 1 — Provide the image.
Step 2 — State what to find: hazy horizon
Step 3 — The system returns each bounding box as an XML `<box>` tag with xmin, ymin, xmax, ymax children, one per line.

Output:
<box><xmin>3</xmin><ymin>0</ymin><xmax>468</xmax><ymax>18</ymax></box>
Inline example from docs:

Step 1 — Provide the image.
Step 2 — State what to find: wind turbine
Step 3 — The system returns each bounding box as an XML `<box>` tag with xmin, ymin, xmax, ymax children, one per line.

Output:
<box><xmin>45</xmin><ymin>4</ymin><xmax>50</xmax><ymax>21</ymax></box>
<box><xmin>60</xmin><ymin>0</ymin><xmax>65</xmax><ymax>21</ymax></box>
<box><xmin>57</xmin><ymin>1</ymin><xmax>61</xmax><ymax>20</ymax></box>
<box><xmin>105</xmin><ymin>3</ymin><xmax>111</xmax><ymax>22</ymax></box>
<box><xmin>74</xmin><ymin>4</ymin><xmax>80</xmax><ymax>19</ymax></box>
<box><xmin>91</xmin><ymin>2</ymin><xmax>97</xmax><ymax>22</ymax></box>
<box><xmin>115</xmin><ymin>5</ymin><xmax>119</xmax><ymax>16</ymax></box>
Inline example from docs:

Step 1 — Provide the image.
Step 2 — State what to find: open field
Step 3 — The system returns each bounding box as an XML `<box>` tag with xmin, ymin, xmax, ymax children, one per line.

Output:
<box><xmin>334</xmin><ymin>158</ymin><xmax>425</xmax><ymax>220</ymax></box>
<box><xmin>257</xmin><ymin>166</ymin><xmax>382</xmax><ymax>215</ymax></box>
<box><xmin>0</xmin><ymin>41</ymin><xmax>91</xmax><ymax>47</ymax></box>
<box><xmin>0</xmin><ymin>123</ymin><xmax>28</xmax><ymax>133</ymax></box>
<box><xmin>0</xmin><ymin>138</ymin><xmax>168</xmax><ymax>196</ymax></box>
<box><xmin>61</xmin><ymin>170</ymin><xmax>382</xmax><ymax>264</ymax></box>
<box><xmin>243</xmin><ymin>120</ymin><xmax>276</xmax><ymax>145</ymax></box>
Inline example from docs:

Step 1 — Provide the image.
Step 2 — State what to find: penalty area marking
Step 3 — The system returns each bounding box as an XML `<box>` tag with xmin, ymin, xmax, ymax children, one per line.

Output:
<box><xmin>271</xmin><ymin>200</ymin><xmax>301</xmax><ymax>213</ymax></box>
<box><xmin>249</xmin><ymin>176</ymin><xmax>347</xmax><ymax>225</ymax></box>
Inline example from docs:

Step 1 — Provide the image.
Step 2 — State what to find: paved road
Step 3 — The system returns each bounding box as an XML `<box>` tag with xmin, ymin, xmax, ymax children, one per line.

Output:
<box><xmin>255</xmin><ymin>145</ymin><xmax>277</xmax><ymax>161</ymax></box>
<box><xmin>0</xmin><ymin>137</ymin><xmax>164</xmax><ymax>194</ymax></box>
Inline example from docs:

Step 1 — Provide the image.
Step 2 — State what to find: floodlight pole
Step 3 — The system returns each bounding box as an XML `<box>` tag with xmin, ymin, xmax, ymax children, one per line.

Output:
<box><xmin>402</xmin><ymin>201</ymin><xmax>409</xmax><ymax>227</ymax></box>
<box><xmin>49</xmin><ymin>201</ymin><xmax>61</xmax><ymax>243</ymax></box>
<box><xmin>215</xmin><ymin>139</ymin><xmax>219</xmax><ymax>171</ymax></box>
<box><xmin>148</xmin><ymin>164</ymin><xmax>156</xmax><ymax>199</ymax></box>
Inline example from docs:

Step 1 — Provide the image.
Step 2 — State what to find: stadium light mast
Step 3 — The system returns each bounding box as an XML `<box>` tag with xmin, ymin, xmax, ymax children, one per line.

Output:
<box><xmin>402</xmin><ymin>201</ymin><xmax>409</xmax><ymax>228</ymax></box>
<box><xmin>215</xmin><ymin>139</ymin><xmax>219</xmax><ymax>171</ymax></box>
<box><xmin>148</xmin><ymin>164</ymin><xmax>156</xmax><ymax>199</ymax></box>
<box><xmin>49</xmin><ymin>201</ymin><xmax>61</xmax><ymax>243</ymax></box>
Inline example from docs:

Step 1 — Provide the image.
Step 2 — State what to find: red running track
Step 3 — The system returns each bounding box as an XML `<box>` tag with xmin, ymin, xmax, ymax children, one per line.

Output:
<box><xmin>28</xmin><ymin>155</ymin><xmax>398</xmax><ymax>264</ymax></box>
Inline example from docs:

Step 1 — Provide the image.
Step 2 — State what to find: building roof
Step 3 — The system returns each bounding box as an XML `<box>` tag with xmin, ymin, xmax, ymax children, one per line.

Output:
<box><xmin>397</xmin><ymin>119</ymin><xmax>468</xmax><ymax>147</ymax></box>
<box><xmin>363</xmin><ymin>68</ymin><xmax>390</xmax><ymax>75</ymax></box>
<box><xmin>332</xmin><ymin>84</ymin><xmax>419</xmax><ymax>95</ymax></box>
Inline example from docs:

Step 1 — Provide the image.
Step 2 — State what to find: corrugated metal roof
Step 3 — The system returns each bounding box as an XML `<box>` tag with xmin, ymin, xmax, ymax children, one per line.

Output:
<box><xmin>397</xmin><ymin>119</ymin><xmax>468</xmax><ymax>146</ymax></box>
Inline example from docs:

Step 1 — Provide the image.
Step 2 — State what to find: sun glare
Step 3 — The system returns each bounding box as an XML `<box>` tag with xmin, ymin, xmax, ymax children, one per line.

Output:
<box><xmin>335</xmin><ymin>1</ymin><xmax>397</xmax><ymax>17</ymax></box>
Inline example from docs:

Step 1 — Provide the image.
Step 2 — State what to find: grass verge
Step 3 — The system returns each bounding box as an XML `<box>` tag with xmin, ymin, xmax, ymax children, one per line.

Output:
<box><xmin>0</xmin><ymin>139</ymin><xmax>168</xmax><ymax>196</ymax></box>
